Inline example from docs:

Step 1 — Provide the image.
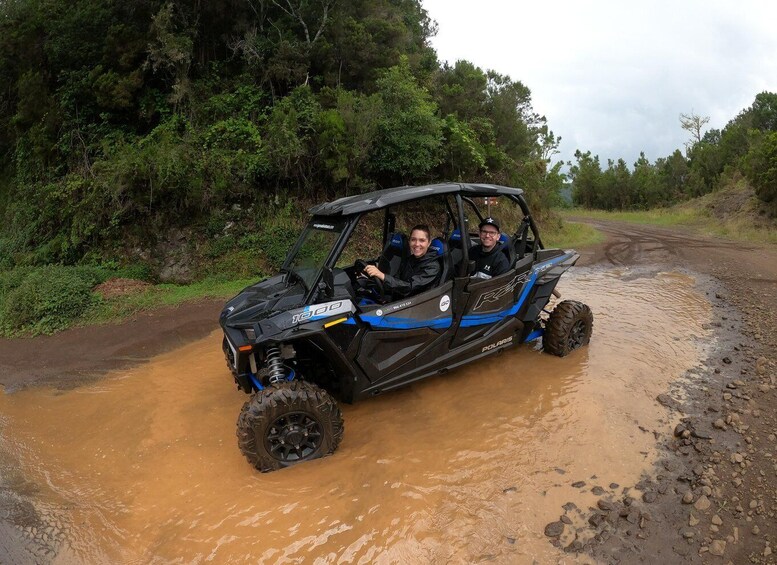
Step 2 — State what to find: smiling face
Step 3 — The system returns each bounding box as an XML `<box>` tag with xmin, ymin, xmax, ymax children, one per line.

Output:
<box><xmin>479</xmin><ymin>226</ymin><xmax>500</xmax><ymax>251</ymax></box>
<box><xmin>409</xmin><ymin>228</ymin><xmax>431</xmax><ymax>258</ymax></box>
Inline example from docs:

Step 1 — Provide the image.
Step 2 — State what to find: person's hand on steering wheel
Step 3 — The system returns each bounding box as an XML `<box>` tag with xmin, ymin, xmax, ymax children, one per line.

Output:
<box><xmin>363</xmin><ymin>264</ymin><xmax>385</xmax><ymax>281</ymax></box>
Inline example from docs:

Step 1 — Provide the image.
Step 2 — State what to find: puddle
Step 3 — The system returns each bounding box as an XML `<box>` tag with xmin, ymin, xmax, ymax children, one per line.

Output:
<box><xmin>0</xmin><ymin>268</ymin><xmax>712</xmax><ymax>563</ymax></box>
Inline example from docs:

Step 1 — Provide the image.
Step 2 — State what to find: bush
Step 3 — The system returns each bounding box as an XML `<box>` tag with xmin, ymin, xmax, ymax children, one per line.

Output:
<box><xmin>0</xmin><ymin>265</ymin><xmax>99</xmax><ymax>335</ymax></box>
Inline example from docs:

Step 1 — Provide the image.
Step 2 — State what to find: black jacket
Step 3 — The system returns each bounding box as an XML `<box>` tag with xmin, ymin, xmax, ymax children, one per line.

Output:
<box><xmin>383</xmin><ymin>252</ymin><xmax>440</xmax><ymax>298</ymax></box>
<box><xmin>469</xmin><ymin>244</ymin><xmax>509</xmax><ymax>278</ymax></box>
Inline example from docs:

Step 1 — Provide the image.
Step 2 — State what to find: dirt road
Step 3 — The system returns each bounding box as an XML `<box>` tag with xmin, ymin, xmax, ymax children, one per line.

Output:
<box><xmin>0</xmin><ymin>219</ymin><xmax>775</xmax><ymax>563</ymax></box>
<box><xmin>574</xmin><ymin>219</ymin><xmax>777</xmax><ymax>563</ymax></box>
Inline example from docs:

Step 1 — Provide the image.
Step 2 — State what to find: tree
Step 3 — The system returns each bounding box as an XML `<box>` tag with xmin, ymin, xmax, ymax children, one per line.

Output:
<box><xmin>680</xmin><ymin>111</ymin><xmax>710</xmax><ymax>150</ymax></box>
<box><xmin>369</xmin><ymin>59</ymin><xmax>443</xmax><ymax>184</ymax></box>
<box><xmin>569</xmin><ymin>150</ymin><xmax>602</xmax><ymax>209</ymax></box>
<box><xmin>743</xmin><ymin>130</ymin><xmax>777</xmax><ymax>215</ymax></box>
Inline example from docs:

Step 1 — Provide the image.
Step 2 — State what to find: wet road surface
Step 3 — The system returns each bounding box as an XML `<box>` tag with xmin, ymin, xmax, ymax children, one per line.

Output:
<box><xmin>0</xmin><ymin>267</ymin><xmax>713</xmax><ymax>563</ymax></box>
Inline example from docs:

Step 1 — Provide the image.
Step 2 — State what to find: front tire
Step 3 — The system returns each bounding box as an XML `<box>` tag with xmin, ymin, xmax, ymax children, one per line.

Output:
<box><xmin>237</xmin><ymin>380</ymin><xmax>344</xmax><ymax>472</ymax></box>
<box><xmin>543</xmin><ymin>300</ymin><xmax>593</xmax><ymax>357</ymax></box>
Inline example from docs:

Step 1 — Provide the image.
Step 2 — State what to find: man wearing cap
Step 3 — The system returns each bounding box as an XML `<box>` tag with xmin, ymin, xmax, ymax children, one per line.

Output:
<box><xmin>469</xmin><ymin>217</ymin><xmax>510</xmax><ymax>279</ymax></box>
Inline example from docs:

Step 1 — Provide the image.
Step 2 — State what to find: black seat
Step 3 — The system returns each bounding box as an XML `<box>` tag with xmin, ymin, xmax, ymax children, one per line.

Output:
<box><xmin>448</xmin><ymin>229</ymin><xmax>465</xmax><ymax>276</ymax></box>
<box><xmin>498</xmin><ymin>233</ymin><xmax>515</xmax><ymax>267</ymax></box>
<box><xmin>514</xmin><ymin>218</ymin><xmax>531</xmax><ymax>260</ymax></box>
<box><xmin>429</xmin><ymin>237</ymin><xmax>450</xmax><ymax>283</ymax></box>
<box><xmin>377</xmin><ymin>232</ymin><xmax>407</xmax><ymax>277</ymax></box>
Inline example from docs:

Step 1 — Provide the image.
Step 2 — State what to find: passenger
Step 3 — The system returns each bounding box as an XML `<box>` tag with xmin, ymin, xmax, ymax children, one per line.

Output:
<box><xmin>470</xmin><ymin>217</ymin><xmax>509</xmax><ymax>279</ymax></box>
<box><xmin>363</xmin><ymin>224</ymin><xmax>440</xmax><ymax>298</ymax></box>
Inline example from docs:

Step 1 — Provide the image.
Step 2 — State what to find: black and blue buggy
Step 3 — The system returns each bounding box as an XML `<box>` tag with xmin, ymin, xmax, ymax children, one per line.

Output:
<box><xmin>220</xmin><ymin>183</ymin><xmax>593</xmax><ymax>472</ymax></box>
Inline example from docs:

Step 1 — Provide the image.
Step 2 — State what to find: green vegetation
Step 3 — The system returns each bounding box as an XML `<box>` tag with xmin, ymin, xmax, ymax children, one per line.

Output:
<box><xmin>0</xmin><ymin>263</ymin><xmax>253</xmax><ymax>337</ymax></box>
<box><xmin>568</xmin><ymin>93</ymin><xmax>777</xmax><ymax>216</ymax></box>
<box><xmin>0</xmin><ymin>0</ymin><xmax>575</xmax><ymax>335</ymax></box>
<box><xmin>0</xmin><ymin>0</ymin><xmax>564</xmax><ymax>270</ymax></box>
<box><xmin>543</xmin><ymin>218</ymin><xmax>604</xmax><ymax>250</ymax></box>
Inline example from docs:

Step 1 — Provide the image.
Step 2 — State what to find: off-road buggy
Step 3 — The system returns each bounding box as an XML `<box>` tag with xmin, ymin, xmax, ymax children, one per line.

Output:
<box><xmin>220</xmin><ymin>183</ymin><xmax>593</xmax><ymax>472</ymax></box>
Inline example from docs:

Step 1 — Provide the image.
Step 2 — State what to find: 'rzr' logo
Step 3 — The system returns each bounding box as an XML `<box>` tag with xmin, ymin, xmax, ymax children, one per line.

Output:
<box><xmin>473</xmin><ymin>273</ymin><xmax>528</xmax><ymax>310</ymax></box>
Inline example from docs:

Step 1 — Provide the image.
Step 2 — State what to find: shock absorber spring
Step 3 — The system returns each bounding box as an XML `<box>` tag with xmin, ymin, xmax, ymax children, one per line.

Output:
<box><xmin>265</xmin><ymin>346</ymin><xmax>286</xmax><ymax>384</ymax></box>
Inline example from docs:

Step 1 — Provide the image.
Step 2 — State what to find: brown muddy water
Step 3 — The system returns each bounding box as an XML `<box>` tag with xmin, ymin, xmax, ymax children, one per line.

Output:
<box><xmin>0</xmin><ymin>268</ymin><xmax>712</xmax><ymax>564</ymax></box>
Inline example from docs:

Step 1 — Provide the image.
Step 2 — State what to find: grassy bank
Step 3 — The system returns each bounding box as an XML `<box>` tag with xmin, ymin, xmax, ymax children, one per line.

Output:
<box><xmin>0</xmin><ymin>268</ymin><xmax>255</xmax><ymax>338</ymax></box>
<box><xmin>559</xmin><ymin>183</ymin><xmax>777</xmax><ymax>246</ymax></box>
<box><xmin>542</xmin><ymin>218</ymin><xmax>605</xmax><ymax>249</ymax></box>
<box><xmin>82</xmin><ymin>277</ymin><xmax>255</xmax><ymax>327</ymax></box>
<box><xmin>559</xmin><ymin>207</ymin><xmax>777</xmax><ymax>246</ymax></box>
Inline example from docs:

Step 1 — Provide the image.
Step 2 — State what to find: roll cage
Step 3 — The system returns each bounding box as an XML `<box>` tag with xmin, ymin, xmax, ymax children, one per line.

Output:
<box><xmin>302</xmin><ymin>183</ymin><xmax>545</xmax><ymax>303</ymax></box>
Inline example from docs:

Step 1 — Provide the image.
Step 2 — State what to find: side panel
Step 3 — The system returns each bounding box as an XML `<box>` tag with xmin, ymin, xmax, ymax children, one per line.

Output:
<box><xmin>353</xmin><ymin>281</ymin><xmax>454</xmax><ymax>384</ymax></box>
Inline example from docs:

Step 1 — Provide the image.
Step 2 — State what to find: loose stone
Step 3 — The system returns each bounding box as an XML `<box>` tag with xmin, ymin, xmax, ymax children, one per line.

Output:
<box><xmin>711</xmin><ymin>514</ymin><xmax>723</xmax><ymax>526</ymax></box>
<box><xmin>709</xmin><ymin>539</ymin><xmax>726</xmax><ymax>556</ymax></box>
<box><xmin>544</xmin><ymin>521</ymin><xmax>565</xmax><ymax>537</ymax></box>
<box><xmin>694</xmin><ymin>495</ymin><xmax>712</xmax><ymax>511</ymax></box>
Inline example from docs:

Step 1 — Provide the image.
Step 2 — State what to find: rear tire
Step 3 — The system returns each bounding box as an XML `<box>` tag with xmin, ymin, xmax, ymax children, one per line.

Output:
<box><xmin>543</xmin><ymin>300</ymin><xmax>593</xmax><ymax>357</ymax></box>
<box><xmin>237</xmin><ymin>380</ymin><xmax>344</xmax><ymax>472</ymax></box>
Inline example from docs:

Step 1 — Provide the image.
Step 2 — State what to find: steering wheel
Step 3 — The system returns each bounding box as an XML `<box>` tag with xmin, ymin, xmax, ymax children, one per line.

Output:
<box><xmin>354</xmin><ymin>260</ymin><xmax>386</xmax><ymax>301</ymax></box>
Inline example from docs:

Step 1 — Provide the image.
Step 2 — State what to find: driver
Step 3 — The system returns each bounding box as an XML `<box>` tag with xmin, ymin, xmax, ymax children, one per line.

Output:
<box><xmin>469</xmin><ymin>217</ymin><xmax>509</xmax><ymax>279</ymax></box>
<box><xmin>363</xmin><ymin>224</ymin><xmax>440</xmax><ymax>298</ymax></box>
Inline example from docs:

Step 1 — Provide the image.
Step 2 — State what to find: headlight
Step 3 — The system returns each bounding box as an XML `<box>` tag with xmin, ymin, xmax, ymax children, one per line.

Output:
<box><xmin>244</xmin><ymin>327</ymin><xmax>256</xmax><ymax>341</ymax></box>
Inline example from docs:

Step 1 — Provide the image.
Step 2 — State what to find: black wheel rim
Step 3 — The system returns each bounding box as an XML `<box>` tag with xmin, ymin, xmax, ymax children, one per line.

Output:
<box><xmin>265</xmin><ymin>411</ymin><xmax>323</xmax><ymax>463</ymax></box>
<box><xmin>567</xmin><ymin>319</ymin><xmax>588</xmax><ymax>349</ymax></box>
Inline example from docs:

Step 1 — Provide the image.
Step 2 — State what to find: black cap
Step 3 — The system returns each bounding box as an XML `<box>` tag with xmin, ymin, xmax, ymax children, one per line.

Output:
<box><xmin>479</xmin><ymin>217</ymin><xmax>500</xmax><ymax>231</ymax></box>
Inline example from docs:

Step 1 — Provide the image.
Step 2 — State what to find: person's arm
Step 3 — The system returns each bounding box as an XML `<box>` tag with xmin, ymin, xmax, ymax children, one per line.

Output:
<box><xmin>384</xmin><ymin>260</ymin><xmax>440</xmax><ymax>297</ymax></box>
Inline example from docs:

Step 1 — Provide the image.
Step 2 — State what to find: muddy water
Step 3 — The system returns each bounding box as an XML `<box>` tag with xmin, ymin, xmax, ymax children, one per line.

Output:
<box><xmin>0</xmin><ymin>268</ymin><xmax>712</xmax><ymax>564</ymax></box>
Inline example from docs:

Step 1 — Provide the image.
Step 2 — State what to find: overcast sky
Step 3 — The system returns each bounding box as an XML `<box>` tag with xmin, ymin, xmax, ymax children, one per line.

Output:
<box><xmin>422</xmin><ymin>0</ymin><xmax>777</xmax><ymax>169</ymax></box>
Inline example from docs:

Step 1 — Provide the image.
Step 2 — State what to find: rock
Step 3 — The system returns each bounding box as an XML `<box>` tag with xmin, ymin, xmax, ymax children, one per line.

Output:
<box><xmin>683</xmin><ymin>530</ymin><xmax>695</xmax><ymax>539</ymax></box>
<box><xmin>749</xmin><ymin>499</ymin><xmax>758</xmax><ymax>509</ymax></box>
<box><xmin>694</xmin><ymin>495</ymin><xmax>712</xmax><ymax>511</ymax></box>
<box><xmin>674</xmin><ymin>424</ymin><xmax>686</xmax><ymax>437</ymax></box>
<box><xmin>755</xmin><ymin>357</ymin><xmax>768</xmax><ymax>375</ymax></box>
<box><xmin>733</xmin><ymin>453</ymin><xmax>744</xmax><ymax>464</ymax></box>
<box><xmin>752</xmin><ymin>525</ymin><xmax>761</xmax><ymax>535</ymax></box>
<box><xmin>682</xmin><ymin>491</ymin><xmax>694</xmax><ymax>504</ymax></box>
<box><xmin>562</xmin><ymin>502</ymin><xmax>577</xmax><ymax>511</ymax></box>
<box><xmin>560</xmin><ymin>515</ymin><xmax>572</xmax><ymax>525</ymax></box>
<box><xmin>723</xmin><ymin>357</ymin><xmax>732</xmax><ymax>364</ymax></box>
<box><xmin>565</xmin><ymin>540</ymin><xmax>584</xmax><ymax>553</ymax></box>
<box><xmin>657</xmin><ymin>394</ymin><xmax>679</xmax><ymax>408</ymax></box>
<box><xmin>588</xmin><ymin>513</ymin><xmax>606</xmax><ymax>528</ymax></box>
<box><xmin>642</xmin><ymin>491</ymin><xmax>657</xmax><ymax>503</ymax></box>
<box><xmin>544</xmin><ymin>521</ymin><xmax>565</xmax><ymax>537</ymax></box>
<box><xmin>689</xmin><ymin>513</ymin><xmax>700</xmax><ymax>526</ymax></box>
<box><xmin>765</xmin><ymin>546</ymin><xmax>773</xmax><ymax>557</ymax></box>
<box><xmin>713</xmin><ymin>419</ymin><xmax>726</xmax><ymax>429</ymax></box>
<box><xmin>723</xmin><ymin>392</ymin><xmax>733</xmax><ymax>401</ymax></box>
<box><xmin>711</xmin><ymin>514</ymin><xmax>723</xmax><ymax>526</ymax></box>
<box><xmin>709</xmin><ymin>539</ymin><xmax>726</xmax><ymax>556</ymax></box>
<box><xmin>609</xmin><ymin>483</ymin><xmax>620</xmax><ymax>489</ymax></box>
<box><xmin>503</xmin><ymin>486</ymin><xmax>517</xmax><ymax>493</ymax></box>
<box><xmin>571</xmin><ymin>481</ymin><xmax>586</xmax><ymax>488</ymax></box>
<box><xmin>591</xmin><ymin>486</ymin><xmax>605</xmax><ymax>496</ymax></box>
<box><xmin>597</xmin><ymin>499</ymin><xmax>616</xmax><ymax>512</ymax></box>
